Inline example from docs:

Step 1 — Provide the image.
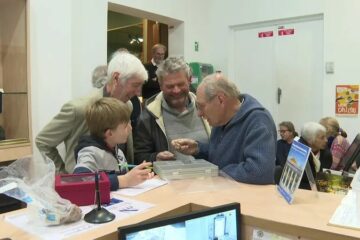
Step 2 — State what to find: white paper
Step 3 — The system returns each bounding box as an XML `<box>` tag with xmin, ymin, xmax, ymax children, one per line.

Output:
<box><xmin>329</xmin><ymin>190</ymin><xmax>360</xmax><ymax>229</ymax></box>
<box><xmin>113</xmin><ymin>178</ymin><xmax>168</xmax><ymax>196</ymax></box>
<box><xmin>5</xmin><ymin>196</ymin><xmax>153</xmax><ymax>240</ymax></box>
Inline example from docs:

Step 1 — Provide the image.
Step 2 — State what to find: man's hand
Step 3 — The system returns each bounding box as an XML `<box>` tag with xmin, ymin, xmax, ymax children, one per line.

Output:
<box><xmin>171</xmin><ymin>139</ymin><xmax>198</xmax><ymax>155</ymax></box>
<box><xmin>156</xmin><ymin>151</ymin><xmax>175</xmax><ymax>161</ymax></box>
<box><xmin>119</xmin><ymin>161</ymin><xmax>154</xmax><ymax>188</ymax></box>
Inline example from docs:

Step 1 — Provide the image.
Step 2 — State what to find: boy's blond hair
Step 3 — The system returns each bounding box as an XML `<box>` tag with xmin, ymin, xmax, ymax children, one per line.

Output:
<box><xmin>86</xmin><ymin>97</ymin><xmax>131</xmax><ymax>139</ymax></box>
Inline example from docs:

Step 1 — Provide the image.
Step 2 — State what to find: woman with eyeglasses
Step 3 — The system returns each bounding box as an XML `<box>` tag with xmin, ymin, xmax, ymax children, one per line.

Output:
<box><xmin>276</xmin><ymin>121</ymin><xmax>298</xmax><ymax>167</ymax></box>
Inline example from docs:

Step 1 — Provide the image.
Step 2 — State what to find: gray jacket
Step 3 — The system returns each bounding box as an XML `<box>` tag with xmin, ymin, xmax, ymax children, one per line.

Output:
<box><xmin>133</xmin><ymin>92</ymin><xmax>211</xmax><ymax>163</ymax></box>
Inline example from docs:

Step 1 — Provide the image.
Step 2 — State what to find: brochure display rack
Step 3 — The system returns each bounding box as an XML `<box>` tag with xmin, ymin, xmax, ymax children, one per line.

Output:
<box><xmin>277</xmin><ymin>140</ymin><xmax>311</xmax><ymax>204</ymax></box>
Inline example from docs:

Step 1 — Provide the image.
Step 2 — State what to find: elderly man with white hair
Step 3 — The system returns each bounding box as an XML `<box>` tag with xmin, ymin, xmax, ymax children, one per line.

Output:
<box><xmin>171</xmin><ymin>73</ymin><xmax>277</xmax><ymax>184</ymax></box>
<box><xmin>298</xmin><ymin>122</ymin><xmax>333</xmax><ymax>190</ymax></box>
<box><xmin>36</xmin><ymin>52</ymin><xmax>148</xmax><ymax>173</ymax></box>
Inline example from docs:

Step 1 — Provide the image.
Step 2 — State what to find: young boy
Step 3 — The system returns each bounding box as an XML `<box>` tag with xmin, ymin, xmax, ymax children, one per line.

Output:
<box><xmin>73</xmin><ymin>97</ymin><xmax>153</xmax><ymax>191</ymax></box>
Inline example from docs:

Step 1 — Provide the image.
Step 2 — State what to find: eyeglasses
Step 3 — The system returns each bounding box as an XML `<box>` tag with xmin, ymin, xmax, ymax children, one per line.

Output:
<box><xmin>278</xmin><ymin>130</ymin><xmax>290</xmax><ymax>133</ymax></box>
<box><xmin>196</xmin><ymin>95</ymin><xmax>217</xmax><ymax>111</ymax></box>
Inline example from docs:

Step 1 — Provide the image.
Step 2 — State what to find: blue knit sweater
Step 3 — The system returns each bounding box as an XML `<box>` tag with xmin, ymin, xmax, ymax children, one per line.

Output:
<box><xmin>197</xmin><ymin>94</ymin><xmax>277</xmax><ymax>184</ymax></box>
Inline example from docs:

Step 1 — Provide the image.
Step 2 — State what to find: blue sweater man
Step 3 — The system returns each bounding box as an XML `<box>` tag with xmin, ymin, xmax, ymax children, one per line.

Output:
<box><xmin>172</xmin><ymin>74</ymin><xmax>277</xmax><ymax>184</ymax></box>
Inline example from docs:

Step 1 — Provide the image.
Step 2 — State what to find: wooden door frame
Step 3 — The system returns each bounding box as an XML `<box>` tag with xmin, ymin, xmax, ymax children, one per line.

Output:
<box><xmin>143</xmin><ymin>20</ymin><xmax>168</xmax><ymax>63</ymax></box>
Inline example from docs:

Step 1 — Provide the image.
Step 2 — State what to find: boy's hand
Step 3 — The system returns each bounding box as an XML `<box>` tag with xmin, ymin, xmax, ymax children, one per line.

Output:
<box><xmin>171</xmin><ymin>138</ymin><xmax>199</xmax><ymax>155</ymax></box>
<box><xmin>119</xmin><ymin>161</ymin><xmax>154</xmax><ymax>188</ymax></box>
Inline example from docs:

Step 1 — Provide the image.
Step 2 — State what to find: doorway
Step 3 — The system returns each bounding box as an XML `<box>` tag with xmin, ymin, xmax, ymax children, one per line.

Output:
<box><xmin>107</xmin><ymin>2</ymin><xmax>184</xmax><ymax>61</ymax></box>
<box><xmin>230</xmin><ymin>14</ymin><xmax>324</xmax><ymax>133</ymax></box>
<box><xmin>107</xmin><ymin>11</ymin><xmax>168</xmax><ymax>64</ymax></box>
<box><xmin>107</xmin><ymin>11</ymin><xmax>144</xmax><ymax>60</ymax></box>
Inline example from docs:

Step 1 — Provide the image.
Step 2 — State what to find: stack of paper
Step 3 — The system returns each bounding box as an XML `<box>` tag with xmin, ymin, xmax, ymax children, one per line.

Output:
<box><xmin>329</xmin><ymin>190</ymin><xmax>360</xmax><ymax>229</ymax></box>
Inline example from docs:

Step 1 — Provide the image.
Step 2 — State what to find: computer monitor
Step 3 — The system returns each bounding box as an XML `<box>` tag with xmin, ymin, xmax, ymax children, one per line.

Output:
<box><xmin>118</xmin><ymin>202</ymin><xmax>241</xmax><ymax>240</ymax></box>
<box><xmin>341</xmin><ymin>133</ymin><xmax>360</xmax><ymax>173</ymax></box>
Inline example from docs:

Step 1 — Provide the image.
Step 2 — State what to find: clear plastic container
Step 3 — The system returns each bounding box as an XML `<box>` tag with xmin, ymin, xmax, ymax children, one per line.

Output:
<box><xmin>153</xmin><ymin>159</ymin><xmax>218</xmax><ymax>180</ymax></box>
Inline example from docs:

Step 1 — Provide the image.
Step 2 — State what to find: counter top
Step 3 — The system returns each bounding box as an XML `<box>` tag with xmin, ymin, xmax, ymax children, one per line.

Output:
<box><xmin>1</xmin><ymin>176</ymin><xmax>359</xmax><ymax>240</ymax></box>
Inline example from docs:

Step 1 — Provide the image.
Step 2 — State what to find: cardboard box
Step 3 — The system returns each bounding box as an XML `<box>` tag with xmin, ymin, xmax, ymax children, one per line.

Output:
<box><xmin>143</xmin><ymin>203</ymin><xmax>209</xmax><ymax>223</ymax></box>
<box><xmin>55</xmin><ymin>172</ymin><xmax>110</xmax><ymax>206</ymax></box>
<box><xmin>118</xmin><ymin>202</ymin><xmax>241</xmax><ymax>240</ymax></box>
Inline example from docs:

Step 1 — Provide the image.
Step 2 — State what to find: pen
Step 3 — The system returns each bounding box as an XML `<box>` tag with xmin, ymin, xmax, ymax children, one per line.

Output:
<box><xmin>127</xmin><ymin>164</ymin><xmax>153</xmax><ymax>170</ymax></box>
<box><xmin>119</xmin><ymin>164</ymin><xmax>153</xmax><ymax>170</ymax></box>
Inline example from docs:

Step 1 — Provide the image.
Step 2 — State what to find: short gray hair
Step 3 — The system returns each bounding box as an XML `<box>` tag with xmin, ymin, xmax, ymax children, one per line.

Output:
<box><xmin>156</xmin><ymin>57</ymin><xmax>191</xmax><ymax>84</ymax></box>
<box><xmin>301</xmin><ymin>122</ymin><xmax>326</xmax><ymax>144</ymax></box>
<box><xmin>107</xmin><ymin>51</ymin><xmax>148</xmax><ymax>84</ymax></box>
<box><xmin>200</xmin><ymin>73</ymin><xmax>240</xmax><ymax>101</ymax></box>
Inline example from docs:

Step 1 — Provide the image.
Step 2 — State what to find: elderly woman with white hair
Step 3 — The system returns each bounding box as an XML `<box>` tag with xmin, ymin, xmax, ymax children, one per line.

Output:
<box><xmin>299</xmin><ymin>122</ymin><xmax>333</xmax><ymax>190</ymax></box>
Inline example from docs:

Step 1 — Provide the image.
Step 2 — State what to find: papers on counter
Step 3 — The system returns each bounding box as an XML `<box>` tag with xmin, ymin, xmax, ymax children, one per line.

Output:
<box><xmin>5</xmin><ymin>196</ymin><xmax>153</xmax><ymax>240</ymax></box>
<box><xmin>114</xmin><ymin>178</ymin><xmax>168</xmax><ymax>196</ymax></box>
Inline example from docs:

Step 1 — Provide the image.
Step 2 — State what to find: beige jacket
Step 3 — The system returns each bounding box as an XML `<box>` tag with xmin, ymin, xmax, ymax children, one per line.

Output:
<box><xmin>35</xmin><ymin>88</ymin><xmax>134</xmax><ymax>173</ymax></box>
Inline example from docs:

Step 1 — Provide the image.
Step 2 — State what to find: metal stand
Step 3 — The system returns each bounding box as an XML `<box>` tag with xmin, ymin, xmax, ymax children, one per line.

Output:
<box><xmin>84</xmin><ymin>172</ymin><xmax>115</xmax><ymax>224</ymax></box>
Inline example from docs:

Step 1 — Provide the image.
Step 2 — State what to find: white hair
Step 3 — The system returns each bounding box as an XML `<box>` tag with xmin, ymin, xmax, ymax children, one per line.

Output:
<box><xmin>301</xmin><ymin>122</ymin><xmax>326</xmax><ymax>144</ymax></box>
<box><xmin>107</xmin><ymin>52</ymin><xmax>148</xmax><ymax>84</ymax></box>
<box><xmin>201</xmin><ymin>73</ymin><xmax>240</xmax><ymax>101</ymax></box>
<box><xmin>92</xmin><ymin>65</ymin><xmax>107</xmax><ymax>88</ymax></box>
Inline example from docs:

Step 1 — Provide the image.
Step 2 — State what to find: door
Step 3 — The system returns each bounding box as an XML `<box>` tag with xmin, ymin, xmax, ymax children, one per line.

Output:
<box><xmin>234</xmin><ymin>25</ymin><xmax>276</xmax><ymax>116</ymax></box>
<box><xmin>232</xmin><ymin>16</ymin><xmax>324</xmax><ymax>133</ymax></box>
<box><xmin>275</xmin><ymin>19</ymin><xmax>323</xmax><ymax>131</ymax></box>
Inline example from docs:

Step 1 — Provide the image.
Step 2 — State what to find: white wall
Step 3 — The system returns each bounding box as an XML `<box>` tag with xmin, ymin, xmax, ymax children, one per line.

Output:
<box><xmin>104</xmin><ymin>0</ymin><xmax>360</xmax><ymax>141</ymax></box>
<box><xmin>29</xmin><ymin>0</ymin><xmax>73</xmax><ymax>138</ymax></box>
<box><xmin>29</xmin><ymin>0</ymin><xmax>108</xmax><ymax>160</ymax></box>
<box><xmin>29</xmin><ymin>0</ymin><xmax>360</xmax><ymax>155</ymax></box>
<box><xmin>201</xmin><ymin>0</ymin><xmax>360</xmax><ymax>141</ymax></box>
<box><xmin>71</xmin><ymin>0</ymin><xmax>108</xmax><ymax>98</ymax></box>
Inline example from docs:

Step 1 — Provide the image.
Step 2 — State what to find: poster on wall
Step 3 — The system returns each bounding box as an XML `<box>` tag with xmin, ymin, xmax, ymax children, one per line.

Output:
<box><xmin>335</xmin><ymin>85</ymin><xmax>359</xmax><ymax>116</ymax></box>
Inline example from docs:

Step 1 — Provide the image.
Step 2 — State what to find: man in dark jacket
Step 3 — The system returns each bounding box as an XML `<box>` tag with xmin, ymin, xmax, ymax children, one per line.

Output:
<box><xmin>142</xmin><ymin>44</ymin><xmax>167</xmax><ymax>100</ymax></box>
<box><xmin>134</xmin><ymin>57</ymin><xmax>211</xmax><ymax>164</ymax></box>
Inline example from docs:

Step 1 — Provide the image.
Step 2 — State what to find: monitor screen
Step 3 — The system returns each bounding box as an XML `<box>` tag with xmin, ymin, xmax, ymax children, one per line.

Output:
<box><xmin>118</xmin><ymin>202</ymin><xmax>241</xmax><ymax>240</ymax></box>
<box><xmin>341</xmin><ymin>133</ymin><xmax>360</xmax><ymax>172</ymax></box>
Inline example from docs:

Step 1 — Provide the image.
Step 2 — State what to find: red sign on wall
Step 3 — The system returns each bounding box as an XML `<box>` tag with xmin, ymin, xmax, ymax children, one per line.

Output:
<box><xmin>278</xmin><ymin>29</ymin><xmax>295</xmax><ymax>36</ymax></box>
<box><xmin>258</xmin><ymin>31</ymin><xmax>274</xmax><ymax>38</ymax></box>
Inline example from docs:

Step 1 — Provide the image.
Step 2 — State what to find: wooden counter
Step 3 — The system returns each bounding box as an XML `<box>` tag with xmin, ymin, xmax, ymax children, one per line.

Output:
<box><xmin>1</xmin><ymin>176</ymin><xmax>359</xmax><ymax>240</ymax></box>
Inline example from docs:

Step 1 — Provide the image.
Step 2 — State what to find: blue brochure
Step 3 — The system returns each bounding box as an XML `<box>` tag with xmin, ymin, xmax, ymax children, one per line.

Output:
<box><xmin>277</xmin><ymin>140</ymin><xmax>311</xmax><ymax>204</ymax></box>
